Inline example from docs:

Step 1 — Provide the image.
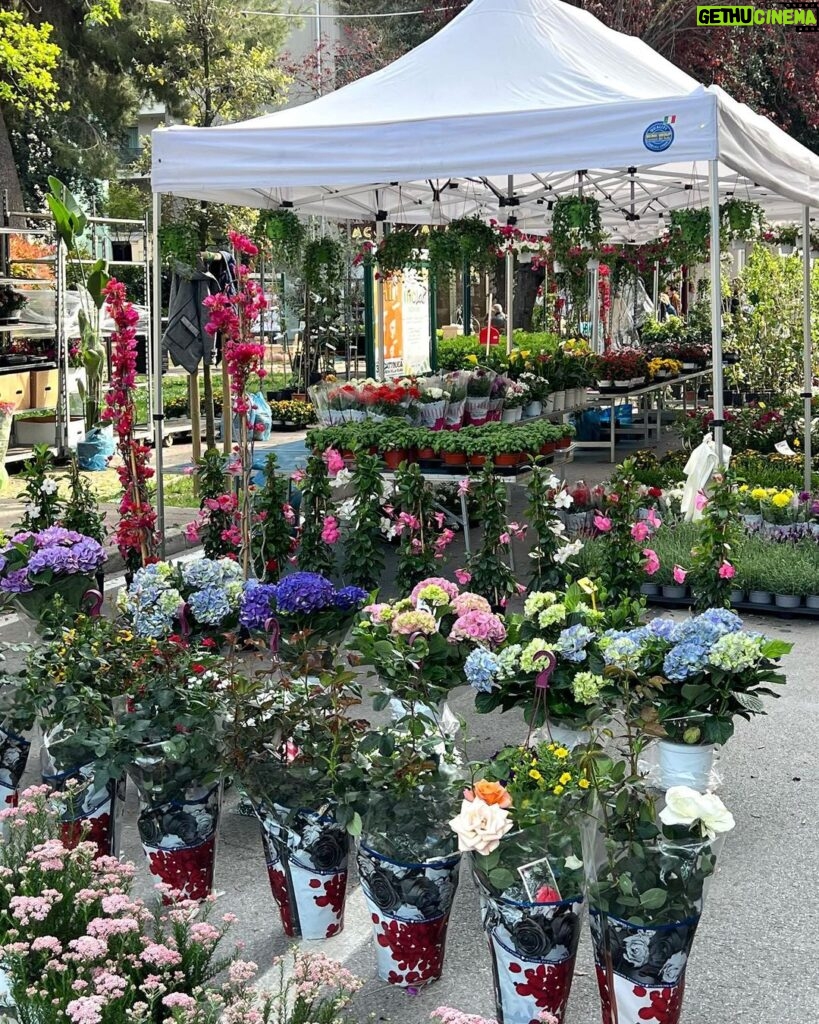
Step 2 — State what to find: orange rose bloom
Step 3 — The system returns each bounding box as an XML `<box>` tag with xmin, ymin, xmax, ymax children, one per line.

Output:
<box><xmin>471</xmin><ymin>779</ymin><xmax>513</xmax><ymax>809</ymax></box>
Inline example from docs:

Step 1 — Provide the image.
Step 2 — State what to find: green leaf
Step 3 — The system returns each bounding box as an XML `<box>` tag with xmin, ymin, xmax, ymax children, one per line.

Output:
<box><xmin>347</xmin><ymin>812</ymin><xmax>362</xmax><ymax>838</ymax></box>
<box><xmin>86</xmin><ymin>259</ymin><xmax>110</xmax><ymax>310</ymax></box>
<box><xmin>489</xmin><ymin>867</ymin><xmax>515</xmax><ymax>890</ymax></box>
<box><xmin>639</xmin><ymin>887</ymin><xmax>668</xmax><ymax>910</ymax></box>
<box><xmin>734</xmin><ymin>691</ymin><xmax>764</xmax><ymax>714</ymax></box>
<box><xmin>760</xmin><ymin>639</ymin><xmax>793</xmax><ymax>659</ymax></box>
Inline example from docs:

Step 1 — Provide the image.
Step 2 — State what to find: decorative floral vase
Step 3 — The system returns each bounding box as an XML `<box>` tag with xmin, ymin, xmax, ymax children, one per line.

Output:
<box><xmin>655</xmin><ymin>740</ymin><xmax>716</xmax><ymax>790</ymax></box>
<box><xmin>41</xmin><ymin>760</ymin><xmax>124</xmax><ymax>859</ymax></box>
<box><xmin>256</xmin><ymin>803</ymin><xmax>349</xmax><ymax>940</ymax></box>
<box><xmin>590</xmin><ymin>910</ymin><xmax>699</xmax><ymax>1024</ymax></box>
<box><xmin>478</xmin><ymin>883</ymin><xmax>582</xmax><ymax>1024</ymax></box>
<box><xmin>358</xmin><ymin>842</ymin><xmax>461</xmax><ymax>988</ymax></box>
<box><xmin>0</xmin><ymin>726</ymin><xmax>30</xmax><ymax>823</ymax></box>
<box><xmin>135</xmin><ymin>783</ymin><xmax>221</xmax><ymax>900</ymax></box>
<box><xmin>465</xmin><ymin>396</ymin><xmax>491</xmax><ymax>426</ymax></box>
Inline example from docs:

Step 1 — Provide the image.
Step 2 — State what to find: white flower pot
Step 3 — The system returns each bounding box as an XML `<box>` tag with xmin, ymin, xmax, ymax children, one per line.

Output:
<box><xmin>657</xmin><ymin>740</ymin><xmax>716</xmax><ymax>790</ymax></box>
<box><xmin>740</xmin><ymin>513</ymin><xmax>762</xmax><ymax>528</ymax></box>
<box><xmin>533</xmin><ymin>720</ymin><xmax>585</xmax><ymax>750</ymax></box>
<box><xmin>748</xmin><ymin>590</ymin><xmax>772</xmax><ymax>605</ymax></box>
<box><xmin>597</xmin><ymin>379</ymin><xmax>612</xmax><ymax>390</ymax></box>
<box><xmin>544</xmin><ymin>394</ymin><xmax>557</xmax><ymax>413</ymax></box>
<box><xmin>501</xmin><ymin>406</ymin><xmax>522</xmax><ymax>423</ymax></box>
<box><xmin>523</xmin><ymin>400</ymin><xmax>542</xmax><ymax>419</ymax></box>
<box><xmin>552</xmin><ymin>390</ymin><xmax>566</xmax><ymax>412</ymax></box>
<box><xmin>614</xmin><ymin>380</ymin><xmax>631</xmax><ymax>389</ymax></box>
<box><xmin>806</xmin><ymin>594</ymin><xmax>819</xmax><ymax>610</ymax></box>
<box><xmin>774</xmin><ymin>594</ymin><xmax>802</xmax><ymax>609</ymax></box>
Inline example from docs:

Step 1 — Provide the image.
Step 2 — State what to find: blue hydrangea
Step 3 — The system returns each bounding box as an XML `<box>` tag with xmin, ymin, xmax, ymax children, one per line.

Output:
<box><xmin>240</xmin><ymin>580</ymin><xmax>277</xmax><ymax>631</ymax></box>
<box><xmin>182</xmin><ymin>558</ymin><xmax>224</xmax><ymax>591</ymax></box>
<box><xmin>696</xmin><ymin>608</ymin><xmax>743</xmax><ymax>635</ymax></box>
<box><xmin>273</xmin><ymin>572</ymin><xmax>336</xmax><ymax>614</ymax></box>
<box><xmin>464</xmin><ymin>647</ymin><xmax>501</xmax><ymax>692</ymax></box>
<box><xmin>334</xmin><ymin>585</ymin><xmax>368</xmax><ymax>611</ymax></box>
<box><xmin>556</xmin><ymin>624</ymin><xmax>595</xmax><ymax>663</ymax></box>
<box><xmin>602</xmin><ymin>635</ymin><xmax>644</xmax><ymax>669</ymax></box>
<box><xmin>646</xmin><ymin>617</ymin><xmax>677</xmax><ymax>641</ymax></box>
<box><xmin>187</xmin><ymin>585</ymin><xmax>232</xmax><ymax>626</ymax></box>
<box><xmin>663</xmin><ymin>640</ymin><xmax>710</xmax><ymax>682</ymax></box>
<box><xmin>672</xmin><ymin>609</ymin><xmax>742</xmax><ymax>648</ymax></box>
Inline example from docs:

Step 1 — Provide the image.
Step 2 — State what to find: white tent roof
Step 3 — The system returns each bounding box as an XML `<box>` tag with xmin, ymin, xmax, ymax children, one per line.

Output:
<box><xmin>151</xmin><ymin>0</ymin><xmax>819</xmax><ymax>235</ymax></box>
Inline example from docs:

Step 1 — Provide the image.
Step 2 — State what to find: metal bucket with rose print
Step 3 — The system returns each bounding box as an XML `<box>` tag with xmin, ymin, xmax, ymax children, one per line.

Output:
<box><xmin>0</xmin><ymin>725</ymin><xmax>30</xmax><ymax>824</ymax></box>
<box><xmin>41</xmin><ymin>760</ymin><xmax>124</xmax><ymax>860</ymax></box>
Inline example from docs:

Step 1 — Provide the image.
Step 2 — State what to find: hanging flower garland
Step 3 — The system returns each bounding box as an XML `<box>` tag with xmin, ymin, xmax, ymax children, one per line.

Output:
<box><xmin>203</xmin><ymin>232</ymin><xmax>267</xmax><ymax>579</ymax></box>
<box><xmin>102</xmin><ymin>279</ymin><xmax>158</xmax><ymax>570</ymax></box>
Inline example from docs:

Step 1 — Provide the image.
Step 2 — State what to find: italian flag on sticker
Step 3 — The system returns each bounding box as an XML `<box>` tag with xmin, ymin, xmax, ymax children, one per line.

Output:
<box><xmin>664</xmin><ymin>115</ymin><xmax>677</xmax><ymax>124</ymax></box>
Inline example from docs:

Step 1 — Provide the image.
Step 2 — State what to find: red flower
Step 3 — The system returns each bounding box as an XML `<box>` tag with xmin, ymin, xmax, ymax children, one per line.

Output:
<box><xmin>191</xmin><ymin>663</ymin><xmax>206</xmax><ymax>674</ymax></box>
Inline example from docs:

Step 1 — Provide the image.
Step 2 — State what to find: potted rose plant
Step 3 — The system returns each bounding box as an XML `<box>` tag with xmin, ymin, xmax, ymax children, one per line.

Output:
<box><xmin>452</xmin><ymin>740</ymin><xmax>588</xmax><ymax>1024</ymax></box>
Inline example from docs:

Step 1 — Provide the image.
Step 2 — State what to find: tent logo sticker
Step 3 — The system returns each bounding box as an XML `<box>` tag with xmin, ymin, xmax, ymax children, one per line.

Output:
<box><xmin>643</xmin><ymin>117</ymin><xmax>676</xmax><ymax>153</ymax></box>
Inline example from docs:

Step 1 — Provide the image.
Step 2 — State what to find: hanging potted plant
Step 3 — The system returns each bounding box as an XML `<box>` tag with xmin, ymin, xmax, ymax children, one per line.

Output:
<box><xmin>719</xmin><ymin>199</ymin><xmax>764</xmax><ymax>245</ymax></box>
<box><xmin>258</xmin><ymin>207</ymin><xmax>306</xmax><ymax>267</ymax></box>
<box><xmin>377</xmin><ymin>229</ymin><xmax>420</xmax><ymax>277</ymax></box>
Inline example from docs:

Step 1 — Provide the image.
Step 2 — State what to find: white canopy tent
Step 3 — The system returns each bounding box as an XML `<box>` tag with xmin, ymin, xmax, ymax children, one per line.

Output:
<box><xmin>150</xmin><ymin>0</ymin><xmax>819</xmax><ymax>544</ymax></box>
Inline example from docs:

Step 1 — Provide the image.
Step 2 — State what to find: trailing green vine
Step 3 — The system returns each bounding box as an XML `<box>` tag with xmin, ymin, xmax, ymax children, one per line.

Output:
<box><xmin>526</xmin><ymin>464</ymin><xmax>566</xmax><ymax>591</ymax></box>
<box><xmin>303</xmin><ymin>236</ymin><xmax>345</xmax><ymax>289</ymax></box>
<box><xmin>258</xmin><ymin>208</ymin><xmax>306</xmax><ymax>266</ymax></box>
<box><xmin>427</xmin><ymin>217</ymin><xmax>501</xmax><ymax>278</ymax></box>
<box><xmin>377</xmin><ymin>230</ymin><xmax>420</xmax><ymax>277</ymax></box>
<box><xmin>251</xmin><ymin>452</ymin><xmax>294</xmax><ymax>582</ymax></box>
<box><xmin>551</xmin><ymin>195</ymin><xmax>604</xmax><ymax>264</ymax></box>
<box><xmin>667</xmin><ymin>208</ymin><xmax>711</xmax><ymax>266</ymax></box>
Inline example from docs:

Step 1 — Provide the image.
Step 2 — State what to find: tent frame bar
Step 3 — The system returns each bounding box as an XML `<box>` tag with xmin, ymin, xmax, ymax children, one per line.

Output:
<box><xmin>802</xmin><ymin>206</ymin><xmax>813</xmax><ymax>494</ymax></box>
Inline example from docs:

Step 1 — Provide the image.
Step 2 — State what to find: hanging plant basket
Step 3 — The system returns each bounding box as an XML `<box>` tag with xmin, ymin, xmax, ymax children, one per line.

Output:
<box><xmin>259</xmin><ymin>208</ymin><xmax>306</xmax><ymax>266</ymax></box>
<box><xmin>377</xmin><ymin>230</ymin><xmax>421</xmax><ymax>277</ymax></box>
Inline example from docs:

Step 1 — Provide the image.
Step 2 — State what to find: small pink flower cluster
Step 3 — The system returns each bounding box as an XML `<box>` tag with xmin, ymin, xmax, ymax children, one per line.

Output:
<box><xmin>449</xmin><ymin>609</ymin><xmax>507</xmax><ymax>646</ymax></box>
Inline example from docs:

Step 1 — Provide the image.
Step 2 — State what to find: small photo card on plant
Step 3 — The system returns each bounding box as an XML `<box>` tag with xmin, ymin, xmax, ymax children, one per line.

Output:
<box><xmin>517</xmin><ymin>856</ymin><xmax>561</xmax><ymax>903</ymax></box>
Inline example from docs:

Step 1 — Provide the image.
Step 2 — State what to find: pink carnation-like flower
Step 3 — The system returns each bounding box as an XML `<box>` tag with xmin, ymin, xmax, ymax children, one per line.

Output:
<box><xmin>593</xmin><ymin>514</ymin><xmax>612</xmax><ymax>533</ymax></box>
<box><xmin>321</xmin><ymin>515</ymin><xmax>341</xmax><ymax>544</ymax></box>
<box><xmin>449</xmin><ymin>610</ymin><xmax>506</xmax><ymax>646</ymax></box>
<box><xmin>323</xmin><ymin>447</ymin><xmax>345</xmax><ymax>476</ymax></box>
<box><xmin>454</xmin><ymin>568</ymin><xmax>472</xmax><ymax>585</ymax></box>
<box><xmin>673</xmin><ymin>565</ymin><xmax>687</xmax><ymax>584</ymax></box>
<box><xmin>410</xmin><ymin>577</ymin><xmax>459</xmax><ymax>605</ymax></box>
<box><xmin>718</xmin><ymin>560</ymin><xmax>736</xmax><ymax>579</ymax></box>
<box><xmin>452</xmin><ymin>592</ymin><xmax>492</xmax><ymax>616</ymax></box>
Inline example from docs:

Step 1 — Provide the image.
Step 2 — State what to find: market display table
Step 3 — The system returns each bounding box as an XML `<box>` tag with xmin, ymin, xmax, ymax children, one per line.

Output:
<box><xmin>382</xmin><ymin>444</ymin><xmax>574</xmax><ymax>558</ymax></box>
<box><xmin>578</xmin><ymin>370</ymin><xmax>711</xmax><ymax>462</ymax></box>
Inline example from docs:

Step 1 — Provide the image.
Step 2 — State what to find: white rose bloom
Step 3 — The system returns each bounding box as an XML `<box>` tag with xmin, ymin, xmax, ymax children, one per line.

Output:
<box><xmin>660</xmin><ymin>786</ymin><xmax>735</xmax><ymax>839</ymax></box>
<box><xmin>448</xmin><ymin>797</ymin><xmax>513</xmax><ymax>856</ymax></box>
<box><xmin>661</xmin><ymin>950</ymin><xmax>688</xmax><ymax>983</ymax></box>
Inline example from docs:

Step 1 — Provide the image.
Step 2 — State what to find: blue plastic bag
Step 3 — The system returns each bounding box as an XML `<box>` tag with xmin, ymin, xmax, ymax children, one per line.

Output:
<box><xmin>76</xmin><ymin>426</ymin><xmax>116</xmax><ymax>471</ymax></box>
<box><xmin>234</xmin><ymin>392</ymin><xmax>272</xmax><ymax>442</ymax></box>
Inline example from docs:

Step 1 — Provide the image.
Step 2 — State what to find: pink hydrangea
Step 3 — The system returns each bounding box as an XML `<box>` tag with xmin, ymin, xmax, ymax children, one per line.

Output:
<box><xmin>452</xmin><ymin>592</ymin><xmax>492</xmax><ymax>617</ymax></box>
<box><xmin>449</xmin><ymin>610</ymin><xmax>506</xmax><ymax>646</ymax></box>
<box><xmin>362</xmin><ymin>603</ymin><xmax>391</xmax><ymax>624</ymax></box>
<box><xmin>410</xmin><ymin>577</ymin><xmax>459</xmax><ymax>606</ymax></box>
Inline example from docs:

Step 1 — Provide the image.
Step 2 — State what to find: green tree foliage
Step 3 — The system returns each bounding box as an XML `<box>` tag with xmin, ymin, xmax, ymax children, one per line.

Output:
<box><xmin>0</xmin><ymin>11</ymin><xmax>63</xmax><ymax>115</ymax></box>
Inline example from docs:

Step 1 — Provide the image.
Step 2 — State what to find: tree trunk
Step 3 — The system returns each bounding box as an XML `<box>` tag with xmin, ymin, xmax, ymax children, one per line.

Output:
<box><xmin>0</xmin><ymin>106</ymin><xmax>26</xmax><ymax>226</ymax></box>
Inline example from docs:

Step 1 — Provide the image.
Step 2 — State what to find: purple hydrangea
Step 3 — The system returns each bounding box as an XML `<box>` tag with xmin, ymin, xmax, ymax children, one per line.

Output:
<box><xmin>0</xmin><ymin>529</ymin><xmax>105</xmax><ymax>591</ymax></box>
<box><xmin>273</xmin><ymin>572</ymin><xmax>337</xmax><ymax>614</ymax></box>
<box><xmin>334</xmin><ymin>585</ymin><xmax>368</xmax><ymax>611</ymax></box>
<box><xmin>0</xmin><ymin>569</ymin><xmax>33</xmax><ymax>594</ymax></box>
<box><xmin>240</xmin><ymin>580</ymin><xmax>278</xmax><ymax>630</ymax></box>
<box><xmin>33</xmin><ymin>527</ymin><xmax>85</xmax><ymax>548</ymax></box>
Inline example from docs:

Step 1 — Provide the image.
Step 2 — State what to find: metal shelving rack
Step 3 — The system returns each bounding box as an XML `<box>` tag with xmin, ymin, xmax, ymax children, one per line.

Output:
<box><xmin>0</xmin><ymin>195</ymin><xmax>153</xmax><ymax>463</ymax></box>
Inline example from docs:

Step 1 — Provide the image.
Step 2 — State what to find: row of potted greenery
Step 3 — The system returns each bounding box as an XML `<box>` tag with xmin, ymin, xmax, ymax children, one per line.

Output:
<box><xmin>308</xmin><ymin>419</ymin><xmax>575</xmax><ymax>469</ymax></box>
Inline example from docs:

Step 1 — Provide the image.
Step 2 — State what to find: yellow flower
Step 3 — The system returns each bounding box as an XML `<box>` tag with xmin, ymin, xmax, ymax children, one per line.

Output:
<box><xmin>771</xmin><ymin>492</ymin><xmax>793</xmax><ymax>508</ymax></box>
<box><xmin>794</xmin><ymin>438</ymin><xmax>801</xmax><ymax>447</ymax></box>
<box><xmin>578</xmin><ymin>778</ymin><xmax>590</xmax><ymax>790</ymax></box>
<box><xmin>555</xmin><ymin>747</ymin><xmax>569</xmax><ymax>759</ymax></box>
<box><xmin>559</xmin><ymin>772</ymin><xmax>572</xmax><ymax>785</ymax></box>
<box><xmin>552</xmin><ymin>784</ymin><xmax>565</xmax><ymax>795</ymax></box>
<box><xmin>758</xmin><ymin>402</ymin><xmax>766</xmax><ymax>409</ymax></box>
<box><xmin>466</xmin><ymin>354</ymin><xmax>478</xmax><ymax>365</ymax></box>
<box><xmin>738</xmin><ymin>484</ymin><xmax>748</xmax><ymax>493</ymax></box>
<box><xmin>118</xmin><ymin>629</ymin><xmax>134</xmax><ymax>643</ymax></box>
<box><xmin>521</xmin><ymin>350</ymin><xmax>531</xmax><ymax>359</ymax></box>
<box><xmin>529</xmin><ymin>769</ymin><xmax>542</xmax><ymax>781</ymax></box>
<box><xmin>750</xmin><ymin>487</ymin><xmax>767</xmax><ymax>500</ymax></box>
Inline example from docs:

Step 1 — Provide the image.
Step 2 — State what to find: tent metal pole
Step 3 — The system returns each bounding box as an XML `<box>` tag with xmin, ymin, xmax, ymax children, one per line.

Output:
<box><xmin>375</xmin><ymin>220</ymin><xmax>385</xmax><ymax>378</ymax></box>
<box><xmin>428</xmin><ymin>269</ymin><xmax>438</xmax><ymax>372</ymax></box>
<box><xmin>151</xmin><ymin>192</ymin><xmax>166</xmax><ymax>557</ymax></box>
<box><xmin>652</xmin><ymin>261</ymin><xmax>659</xmax><ymax>311</ymax></box>
<box><xmin>802</xmin><ymin>206</ymin><xmax>813</xmax><ymax>493</ymax></box>
<box><xmin>708</xmin><ymin>160</ymin><xmax>725</xmax><ymax>468</ymax></box>
<box><xmin>505</xmin><ymin>250</ymin><xmax>514</xmax><ymax>355</ymax></box>
<box><xmin>363</xmin><ymin>257</ymin><xmax>375</xmax><ymax>377</ymax></box>
<box><xmin>589</xmin><ymin>259</ymin><xmax>601</xmax><ymax>354</ymax></box>
<box><xmin>462</xmin><ymin>257</ymin><xmax>471</xmax><ymax>332</ymax></box>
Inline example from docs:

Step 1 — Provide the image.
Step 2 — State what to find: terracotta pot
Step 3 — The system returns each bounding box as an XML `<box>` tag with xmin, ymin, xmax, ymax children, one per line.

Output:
<box><xmin>340</xmin><ymin>449</ymin><xmax>355</xmax><ymax>460</ymax></box>
<box><xmin>417</xmin><ymin>446</ymin><xmax>436</xmax><ymax>460</ymax></box>
<box><xmin>468</xmin><ymin>453</ymin><xmax>488</xmax><ymax>467</ymax></box>
<box><xmin>540</xmin><ymin>441</ymin><xmax>557</xmax><ymax>455</ymax></box>
<box><xmin>383</xmin><ymin>449</ymin><xmax>408</xmax><ymax>470</ymax></box>
<box><xmin>442</xmin><ymin>451</ymin><xmax>467</xmax><ymax>466</ymax></box>
<box><xmin>493</xmin><ymin>452</ymin><xmax>521</xmax><ymax>467</ymax></box>
<box><xmin>556</xmin><ymin>436</ymin><xmax>572</xmax><ymax>450</ymax></box>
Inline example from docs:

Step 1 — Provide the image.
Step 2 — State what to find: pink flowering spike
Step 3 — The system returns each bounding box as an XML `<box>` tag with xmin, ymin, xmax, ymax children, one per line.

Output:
<box><xmin>673</xmin><ymin>564</ymin><xmax>687</xmax><ymax>585</ymax></box>
<box><xmin>718</xmin><ymin>560</ymin><xmax>736</xmax><ymax>579</ymax></box>
<box><xmin>642</xmin><ymin>548</ymin><xmax>660</xmax><ymax>576</ymax></box>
